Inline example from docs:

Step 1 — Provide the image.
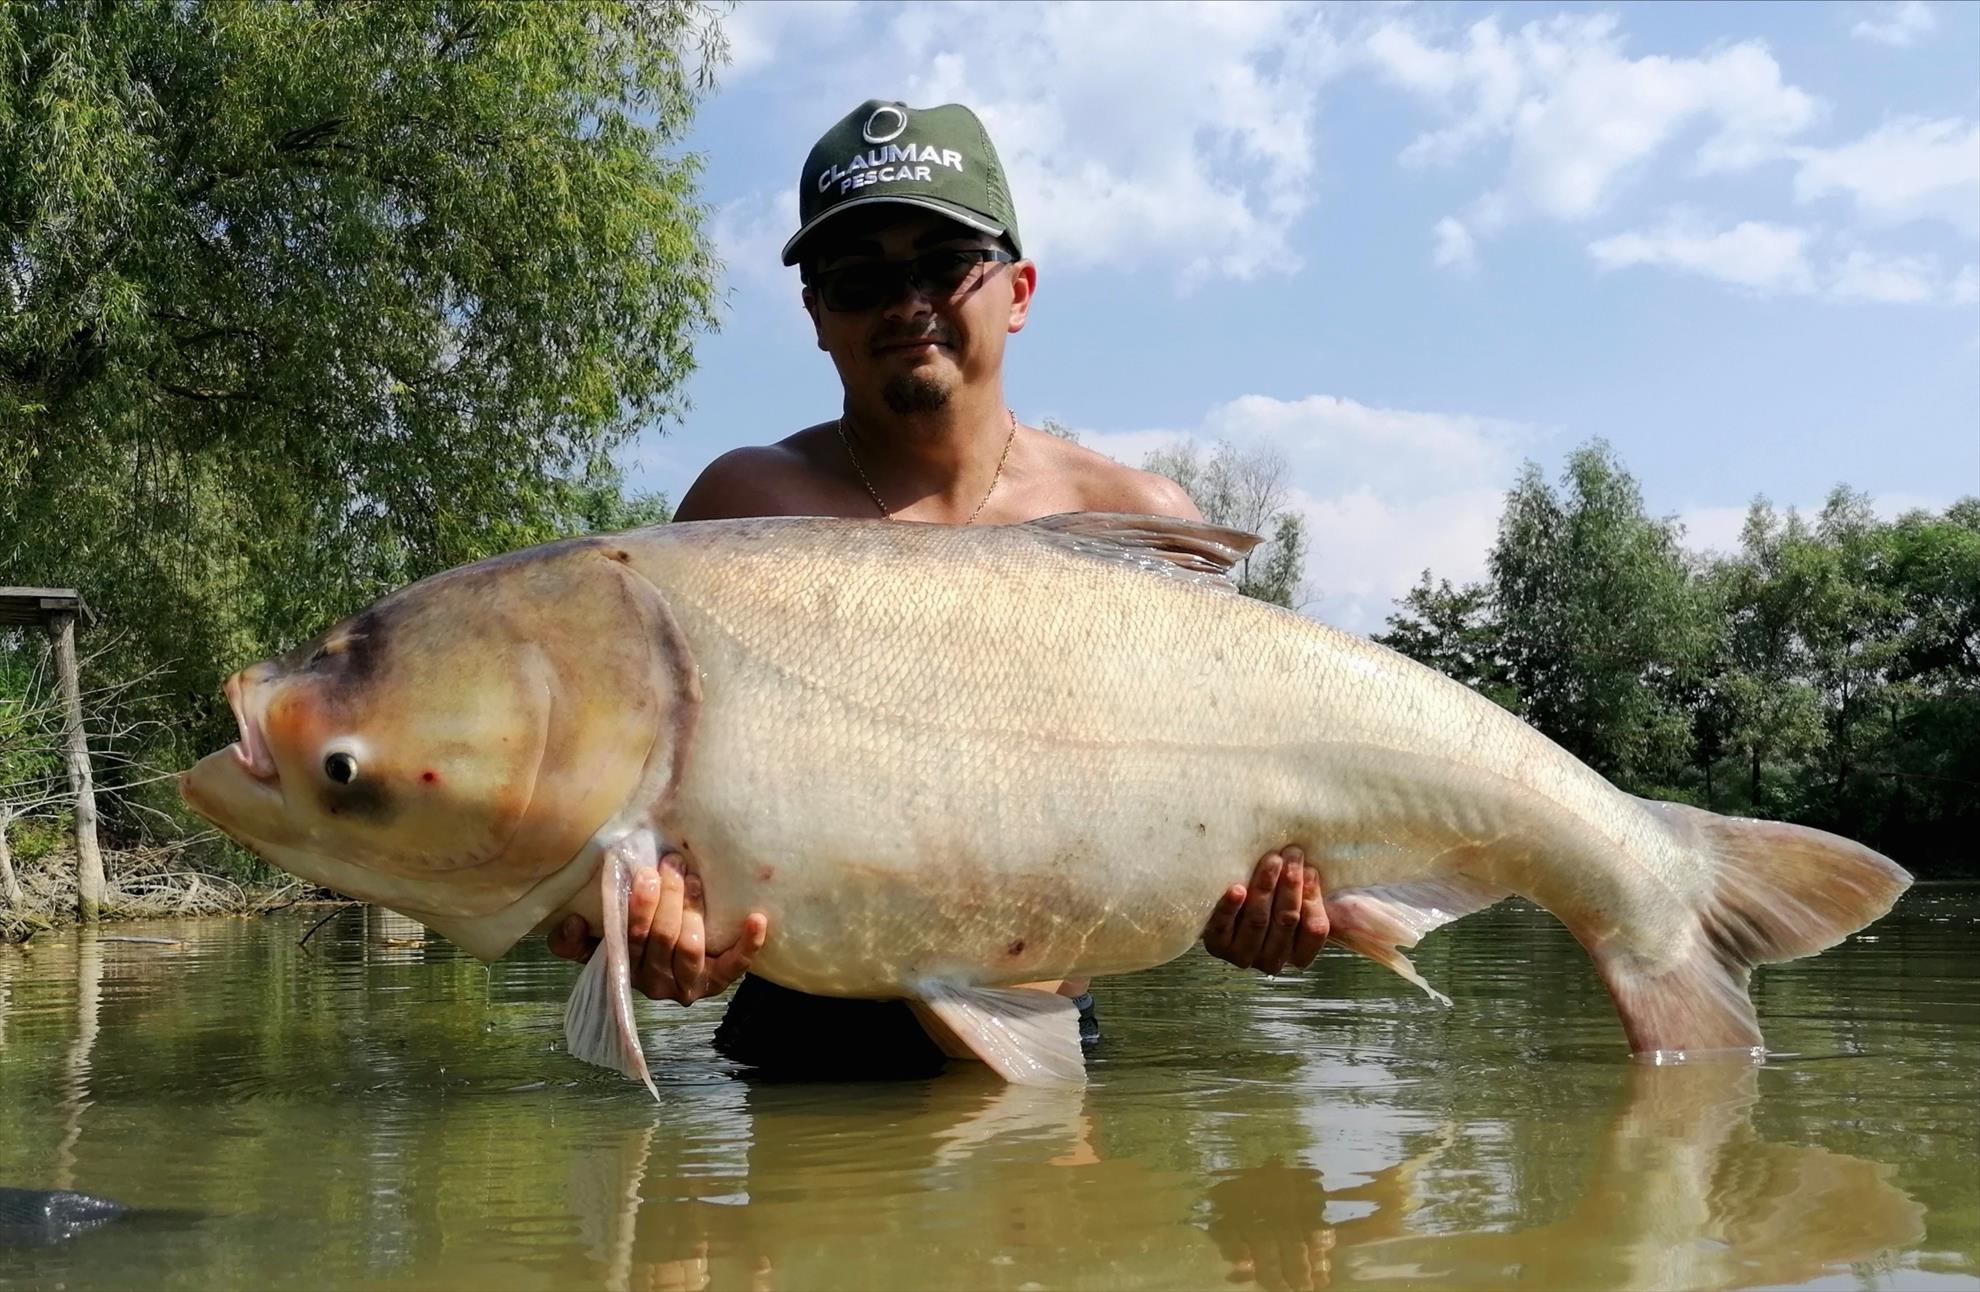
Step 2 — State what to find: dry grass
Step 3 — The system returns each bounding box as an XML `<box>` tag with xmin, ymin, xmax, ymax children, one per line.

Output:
<box><xmin>1</xmin><ymin>840</ymin><xmax>309</xmax><ymax>942</ymax></box>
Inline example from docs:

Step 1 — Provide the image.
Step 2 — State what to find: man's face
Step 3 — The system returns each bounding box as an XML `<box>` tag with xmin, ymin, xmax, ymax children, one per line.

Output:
<box><xmin>801</xmin><ymin>209</ymin><xmax>1035</xmax><ymax>417</ymax></box>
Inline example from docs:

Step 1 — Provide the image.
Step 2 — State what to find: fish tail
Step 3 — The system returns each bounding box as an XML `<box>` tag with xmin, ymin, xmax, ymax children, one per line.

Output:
<box><xmin>1595</xmin><ymin>798</ymin><xmax>1910</xmax><ymax>1060</ymax></box>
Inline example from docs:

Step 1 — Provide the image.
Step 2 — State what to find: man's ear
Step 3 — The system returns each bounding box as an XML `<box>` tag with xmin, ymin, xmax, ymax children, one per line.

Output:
<box><xmin>801</xmin><ymin>287</ymin><xmax>826</xmax><ymax>350</ymax></box>
<box><xmin>1006</xmin><ymin>261</ymin><xmax>1037</xmax><ymax>334</ymax></box>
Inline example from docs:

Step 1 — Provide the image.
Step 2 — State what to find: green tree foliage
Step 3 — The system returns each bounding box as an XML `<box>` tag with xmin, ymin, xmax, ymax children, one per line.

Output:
<box><xmin>1</xmin><ymin>1</ymin><xmax>720</xmax><ymax>830</ymax></box>
<box><xmin>1381</xmin><ymin>574</ymin><xmax>1511</xmax><ymax>708</ymax></box>
<box><xmin>1490</xmin><ymin>444</ymin><xmax>1709</xmax><ymax>790</ymax></box>
<box><xmin>1143</xmin><ymin>439</ymin><xmax>1310</xmax><ymax>609</ymax></box>
<box><xmin>1379</xmin><ymin>442</ymin><xmax>1978</xmax><ymax>873</ymax></box>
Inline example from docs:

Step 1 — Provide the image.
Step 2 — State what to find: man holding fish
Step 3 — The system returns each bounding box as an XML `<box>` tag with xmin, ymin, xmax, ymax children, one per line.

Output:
<box><xmin>180</xmin><ymin>99</ymin><xmax>1906</xmax><ymax>1095</ymax></box>
<box><xmin>547</xmin><ymin>100</ymin><xmax>1332</xmax><ymax>1076</ymax></box>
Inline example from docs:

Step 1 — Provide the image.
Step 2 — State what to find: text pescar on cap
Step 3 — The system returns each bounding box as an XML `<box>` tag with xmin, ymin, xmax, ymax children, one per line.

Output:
<box><xmin>781</xmin><ymin>99</ymin><xmax>1023</xmax><ymax>266</ymax></box>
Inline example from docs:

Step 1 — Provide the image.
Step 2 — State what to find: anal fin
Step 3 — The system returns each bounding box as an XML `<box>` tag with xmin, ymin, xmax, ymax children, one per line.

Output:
<box><xmin>909</xmin><ymin>983</ymin><xmax>1087</xmax><ymax>1087</ymax></box>
<box><xmin>1327</xmin><ymin>877</ymin><xmax>1509</xmax><ymax>1006</ymax></box>
<box><xmin>563</xmin><ymin>833</ymin><xmax>661</xmax><ymax>1101</ymax></box>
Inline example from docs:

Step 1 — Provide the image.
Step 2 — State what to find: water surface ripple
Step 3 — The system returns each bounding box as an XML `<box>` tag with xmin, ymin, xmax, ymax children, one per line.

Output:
<box><xmin>2</xmin><ymin>889</ymin><xmax>1975</xmax><ymax>1290</ymax></box>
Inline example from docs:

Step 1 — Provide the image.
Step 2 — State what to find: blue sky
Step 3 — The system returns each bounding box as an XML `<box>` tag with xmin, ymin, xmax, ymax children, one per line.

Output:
<box><xmin>622</xmin><ymin>0</ymin><xmax>1980</xmax><ymax>631</ymax></box>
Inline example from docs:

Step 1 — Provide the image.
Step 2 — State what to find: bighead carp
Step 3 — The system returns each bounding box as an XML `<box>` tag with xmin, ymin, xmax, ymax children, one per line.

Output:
<box><xmin>181</xmin><ymin>515</ymin><xmax>1910</xmax><ymax>1094</ymax></box>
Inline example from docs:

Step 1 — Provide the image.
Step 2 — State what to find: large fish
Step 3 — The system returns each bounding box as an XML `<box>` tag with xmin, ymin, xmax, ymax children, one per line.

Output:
<box><xmin>179</xmin><ymin>515</ymin><xmax>1910</xmax><ymax>1093</ymax></box>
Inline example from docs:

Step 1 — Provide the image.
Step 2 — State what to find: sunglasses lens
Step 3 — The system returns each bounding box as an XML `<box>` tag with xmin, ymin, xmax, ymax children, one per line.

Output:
<box><xmin>821</xmin><ymin>267</ymin><xmax>894</xmax><ymax>311</ymax></box>
<box><xmin>918</xmin><ymin>252</ymin><xmax>979</xmax><ymax>293</ymax></box>
<box><xmin>818</xmin><ymin>252</ymin><xmax>992</xmax><ymax>311</ymax></box>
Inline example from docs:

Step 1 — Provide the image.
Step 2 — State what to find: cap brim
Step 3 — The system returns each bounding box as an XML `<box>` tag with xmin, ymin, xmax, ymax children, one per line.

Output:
<box><xmin>780</xmin><ymin>195</ymin><xmax>1007</xmax><ymax>265</ymax></box>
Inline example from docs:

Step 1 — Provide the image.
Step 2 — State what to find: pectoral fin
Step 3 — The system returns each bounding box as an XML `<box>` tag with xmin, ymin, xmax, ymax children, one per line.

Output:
<box><xmin>563</xmin><ymin>833</ymin><xmax>661</xmax><ymax>1101</ymax></box>
<box><xmin>909</xmin><ymin>983</ymin><xmax>1087</xmax><ymax>1087</ymax></box>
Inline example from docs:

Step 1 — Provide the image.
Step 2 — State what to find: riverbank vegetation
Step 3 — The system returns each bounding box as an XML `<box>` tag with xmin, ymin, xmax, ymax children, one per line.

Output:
<box><xmin>2</xmin><ymin>1</ymin><xmax>714</xmax><ymax>925</ymax></box>
<box><xmin>1381</xmin><ymin>445</ymin><xmax>1978</xmax><ymax>876</ymax></box>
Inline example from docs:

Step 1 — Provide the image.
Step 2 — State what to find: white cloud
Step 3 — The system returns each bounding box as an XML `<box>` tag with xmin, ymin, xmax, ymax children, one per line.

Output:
<box><xmin>1792</xmin><ymin>117</ymin><xmax>1980</xmax><ymax>234</ymax></box>
<box><xmin>1199</xmin><ymin>393</ymin><xmax>1537</xmax><ymax>495</ymax></box>
<box><xmin>1432</xmin><ymin>216</ymin><xmax>1478</xmax><ymax>273</ymax></box>
<box><xmin>1827</xmin><ymin>248</ymin><xmax>1941</xmax><ymax>303</ymax></box>
<box><xmin>1292</xmin><ymin>485</ymin><xmax>1508</xmax><ymax>631</ymax></box>
<box><xmin>1952</xmin><ymin>265</ymin><xmax>1980</xmax><ymax>305</ymax></box>
<box><xmin>1363</xmin><ymin>14</ymin><xmax>1821</xmax><ymax>240</ymax></box>
<box><xmin>1589</xmin><ymin>214</ymin><xmax>1817</xmax><ymax>293</ymax></box>
<box><xmin>721</xmin><ymin>1</ymin><xmax>858</xmax><ymax>78</ymax></box>
<box><xmin>1590</xmin><ymin>212</ymin><xmax>1977</xmax><ymax>303</ymax></box>
<box><xmin>1074</xmin><ymin>393</ymin><xmax>1545</xmax><ymax>631</ymax></box>
<box><xmin>708</xmin><ymin>189</ymin><xmax>799</xmax><ymax>291</ymax></box>
<box><xmin>1850</xmin><ymin>1</ymin><xmax>1938</xmax><ymax>48</ymax></box>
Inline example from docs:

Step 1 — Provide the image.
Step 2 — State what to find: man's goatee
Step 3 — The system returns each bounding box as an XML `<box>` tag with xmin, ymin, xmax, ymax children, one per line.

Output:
<box><xmin>883</xmin><ymin>374</ymin><xmax>952</xmax><ymax>415</ymax></box>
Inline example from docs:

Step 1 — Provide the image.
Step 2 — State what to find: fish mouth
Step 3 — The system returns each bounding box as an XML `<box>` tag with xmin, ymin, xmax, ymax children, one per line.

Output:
<box><xmin>223</xmin><ymin>670</ymin><xmax>279</xmax><ymax>781</ymax></box>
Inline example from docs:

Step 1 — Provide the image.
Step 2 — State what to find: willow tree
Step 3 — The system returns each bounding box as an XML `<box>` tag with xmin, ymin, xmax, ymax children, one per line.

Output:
<box><xmin>1</xmin><ymin>1</ymin><xmax>722</xmax><ymax>782</ymax></box>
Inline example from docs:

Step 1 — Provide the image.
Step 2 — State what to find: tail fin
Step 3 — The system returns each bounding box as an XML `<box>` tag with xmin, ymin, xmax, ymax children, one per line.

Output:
<box><xmin>1598</xmin><ymin>799</ymin><xmax>1911</xmax><ymax>1059</ymax></box>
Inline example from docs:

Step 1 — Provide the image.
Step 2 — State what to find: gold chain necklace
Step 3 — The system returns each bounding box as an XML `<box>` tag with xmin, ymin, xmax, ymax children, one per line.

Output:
<box><xmin>837</xmin><ymin>409</ymin><xmax>1017</xmax><ymax>524</ymax></box>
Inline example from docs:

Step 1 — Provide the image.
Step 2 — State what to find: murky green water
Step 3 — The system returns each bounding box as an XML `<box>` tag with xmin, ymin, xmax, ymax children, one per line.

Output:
<box><xmin>1</xmin><ymin>887</ymin><xmax>1975</xmax><ymax>1291</ymax></box>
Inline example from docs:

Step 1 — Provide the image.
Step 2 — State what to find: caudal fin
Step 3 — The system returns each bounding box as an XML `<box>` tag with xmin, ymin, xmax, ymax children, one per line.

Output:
<box><xmin>1598</xmin><ymin>799</ymin><xmax>1911</xmax><ymax>1059</ymax></box>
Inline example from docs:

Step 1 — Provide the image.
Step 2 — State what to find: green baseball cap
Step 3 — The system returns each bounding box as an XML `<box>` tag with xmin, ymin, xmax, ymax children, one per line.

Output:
<box><xmin>781</xmin><ymin>99</ymin><xmax>1022</xmax><ymax>267</ymax></box>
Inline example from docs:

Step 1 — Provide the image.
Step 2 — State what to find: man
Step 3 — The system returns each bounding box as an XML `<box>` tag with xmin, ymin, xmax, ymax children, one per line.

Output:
<box><xmin>550</xmin><ymin>100</ymin><xmax>1328</xmax><ymax>1076</ymax></box>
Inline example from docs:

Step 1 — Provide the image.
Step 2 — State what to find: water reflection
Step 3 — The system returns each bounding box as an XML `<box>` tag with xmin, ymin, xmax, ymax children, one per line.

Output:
<box><xmin>1337</xmin><ymin>1064</ymin><xmax>1926</xmax><ymax>1291</ymax></box>
<box><xmin>55</xmin><ymin>936</ymin><xmax>101</xmax><ymax>1194</ymax></box>
<box><xmin>548</xmin><ymin>1064</ymin><xmax>1923</xmax><ymax>1292</ymax></box>
<box><xmin>0</xmin><ymin>894</ymin><xmax>1968</xmax><ymax>1292</ymax></box>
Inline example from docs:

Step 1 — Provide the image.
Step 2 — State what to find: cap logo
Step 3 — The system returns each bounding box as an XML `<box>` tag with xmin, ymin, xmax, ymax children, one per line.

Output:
<box><xmin>862</xmin><ymin>105</ymin><xmax>908</xmax><ymax>145</ymax></box>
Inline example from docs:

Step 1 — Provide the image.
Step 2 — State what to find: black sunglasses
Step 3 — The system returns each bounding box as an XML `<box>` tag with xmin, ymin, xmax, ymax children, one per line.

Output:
<box><xmin>812</xmin><ymin>248</ymin><xmax>1017</xmax><ymax>312</ymax></box>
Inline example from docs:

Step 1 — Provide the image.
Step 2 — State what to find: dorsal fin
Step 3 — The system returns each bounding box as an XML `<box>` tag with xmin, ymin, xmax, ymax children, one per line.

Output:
<box><xmin>1022</xmin><ymin>513</ymin><xmax>1263</xmax><ymax>588</ymax></box>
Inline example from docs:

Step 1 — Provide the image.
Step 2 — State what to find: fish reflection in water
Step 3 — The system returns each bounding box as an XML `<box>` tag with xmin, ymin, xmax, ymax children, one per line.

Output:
<box><xmin>556</xmin><ymin>1063</ymin><xmax>1921</xmax><ymax>1292</ymax></box>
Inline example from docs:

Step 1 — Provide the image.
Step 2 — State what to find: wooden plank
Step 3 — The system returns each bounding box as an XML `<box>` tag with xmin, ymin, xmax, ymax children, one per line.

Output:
<box><xmin>0</xmin><ymin>588</ymin><xmax>85</xmax><ymax>628</ymax></box>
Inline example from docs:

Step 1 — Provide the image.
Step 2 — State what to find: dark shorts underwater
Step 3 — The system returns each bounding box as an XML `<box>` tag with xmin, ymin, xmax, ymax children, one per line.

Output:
<box><xmin>713</xmin><ymin>975</ymin><xmax>1101</xmax><ymax>1080</ymax></box>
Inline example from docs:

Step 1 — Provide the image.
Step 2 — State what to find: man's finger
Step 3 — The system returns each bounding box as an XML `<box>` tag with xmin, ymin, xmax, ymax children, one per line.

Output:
<box><xmin>1203</xmin><ymin>884</ymin><xmax>1246</xmax><ymax>952</ymax></box>
<box><xmin>639</xmin><ymin>854</ymin><xmax>688</xmax><ymax>1002</ymax></box>
<box><xmin>1290</xmin><ymin>856</ymin><xmax>1329</xmax><ymax>969</ymax></box>
<box><xmin>1231</xmin><ymin>853</ymin><xmax>1282</xmax><ymax>968</ymax></box>
<box><xmin>627</xmin><ymin>864</ymin><xmax>660</xmax><ymax>948</ymax></box>
<box><xmin>624</xmin><ymin>865</ymin><xmax>663</xmax><ymax>996</ymax></box>
<box><xmin>672</xmin><ymin>870</ymin><xmax>710</xmax><ymax>1001</ymax></box>
<box><xmin>705</xmin><ymin>911</ymin><xmax>769</xmax><ymax>995</ymax></box>
<box><xmin>1256</xmin><ymin>855</ymin><xmax>1305</xmax><ymax>975</ymax></box>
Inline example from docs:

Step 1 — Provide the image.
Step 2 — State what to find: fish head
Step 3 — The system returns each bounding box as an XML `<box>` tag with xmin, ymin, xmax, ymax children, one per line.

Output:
<box><xmin>180</xmin><ymin>541</ymin><xmax>693</xmax><ymax>956</ymax></box>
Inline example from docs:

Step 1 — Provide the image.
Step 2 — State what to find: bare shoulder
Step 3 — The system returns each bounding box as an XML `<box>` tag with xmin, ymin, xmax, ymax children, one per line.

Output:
<box><xmin>674</xmin><ymin>426</ymin><xmax>845</xmax><ymax>522</ymax></box>
<box><xmin>1027</xmin><ymin>432</ymin><xmax>1202</xmax><ymax>522</ymax></box>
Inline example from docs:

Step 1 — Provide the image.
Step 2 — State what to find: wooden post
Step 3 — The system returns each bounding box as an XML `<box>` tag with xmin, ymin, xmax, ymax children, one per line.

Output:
<box><xmin>0</xmin><ymin>810</ymin><xmax>20</xmax><ymax>910</ymax></box>
<box><xmin>47</xmin><ymin>611</ymin><xmax>106</xmax><ymax>923</ymax></box>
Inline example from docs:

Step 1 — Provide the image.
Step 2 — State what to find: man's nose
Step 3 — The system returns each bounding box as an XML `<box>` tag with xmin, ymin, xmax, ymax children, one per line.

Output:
<box><xmin>878</xmin><ymin>277</ymin><xmax>936</xmax><ymax>322</ymax></box>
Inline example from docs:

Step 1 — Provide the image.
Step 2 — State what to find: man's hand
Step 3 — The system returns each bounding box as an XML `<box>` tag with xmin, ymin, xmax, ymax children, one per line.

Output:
<box><xmin>1203</xmin><ymin>848</ymin><xmax>1329</xmax><ymax>975</ymax></box>
<box><xmin>547</xmin><ymin>852</ymin><xmax>769</xmax><ymax>1005</ymax></box>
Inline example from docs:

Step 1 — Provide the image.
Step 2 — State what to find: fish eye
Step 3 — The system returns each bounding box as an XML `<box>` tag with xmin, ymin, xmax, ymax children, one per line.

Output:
<box><xmin>324</xmin><ymin>752</ymin><xmax>359</xmax><ymax>784</ymax></box>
